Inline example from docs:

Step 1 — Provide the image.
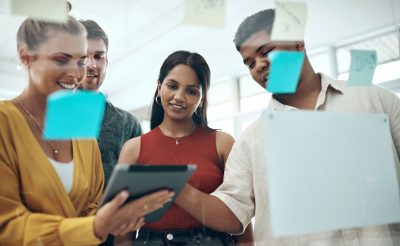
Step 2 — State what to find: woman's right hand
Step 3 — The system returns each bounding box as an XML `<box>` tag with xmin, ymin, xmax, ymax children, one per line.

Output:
<box><xmin>93</xmin><ymin>190</ymin><xmax>174</xmax><ymax>238</ymax></box>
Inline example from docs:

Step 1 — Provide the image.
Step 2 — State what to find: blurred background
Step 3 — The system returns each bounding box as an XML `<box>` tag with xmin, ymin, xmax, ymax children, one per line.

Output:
<box><xmin>1</xmin><ymin>0</ymin><xmax>399</xmax><ymax>136</ymax></box>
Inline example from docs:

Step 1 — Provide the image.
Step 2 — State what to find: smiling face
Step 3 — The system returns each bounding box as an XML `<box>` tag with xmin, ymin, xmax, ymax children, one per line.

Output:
<box><xmin>157</xmin><ymin>64</ymin><xmax>203</xmax><ymax>122</ymax></box>
<box><xmin>239</xmin><ymin>30</ymin><xmax>304</xmax><ymax>89</ymax></box>
<box><xmin>81</xmin><ymin>38</ymin><xmax>108</xmax><ymax>91</ymax></box>
<box><xmin>20</xmin><ymin>31</ymin><xmax>87</xmax><ymax>95</ymax></box>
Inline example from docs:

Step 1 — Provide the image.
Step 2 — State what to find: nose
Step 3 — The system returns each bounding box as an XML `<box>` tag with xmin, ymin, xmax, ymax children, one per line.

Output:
<box><xmin>66</xmin><ymin>63</ymin><xmax>85</xmax><ymax>83</ymax></box>
<box><xmin>256</xmin><ymin>57</ymin><xmax>268</xmax><ymax>73</ymax></box>
<box><xmin>173</xmin><ymin>89</ymin><xmax>185</xmax><ymax>102</ymax></box>
<box><xmin>87</xmin><ymin>57</ymin><xmax>96</xmax><ymax>69</ymax></box>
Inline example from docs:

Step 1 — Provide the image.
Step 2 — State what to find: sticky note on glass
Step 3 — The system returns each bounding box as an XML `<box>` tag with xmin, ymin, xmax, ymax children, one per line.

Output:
<box><xmin>12</xmin><ymin>0</ymin><xmax>67</xmax><ymax>22</ymax></box>
<box><xmin>266</xmin><ymin>50</ymin><xmax>304</xmax><ymax>94</ymax></box>
<box><xmin>43</xmin><ymin>90</ymin><xmax>106</xmax><ymax>140</ymax></box>
<box><xmin>184</xmin><ymin>0</ymin><xmax>225</xmax><ymax>28</ymax></box>
<box><xmin>263</xmin><ymin>110</ymin><xmax>400</xmax><ymax>236</ymax></box>
<box><xmin>0</xmin><ymin>0</ymin><xmax>11</xmax><ymax>15</ymax></box>
<box><xmin>347</xmin><ymin>49</ymin><xmax>377</xmax><ymax>86</ymax></box>
<box><xmin>271</xmin><ymin>1</ymin><xmax>308</xmax><ymax>41</ymax></box>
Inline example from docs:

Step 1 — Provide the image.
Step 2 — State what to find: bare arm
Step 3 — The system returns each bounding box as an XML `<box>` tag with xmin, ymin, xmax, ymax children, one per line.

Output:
<box><xmin>175</xmin><ymin>131</ymin><xmax>242</xmax><ymax>233</ymax></box>
<box><xmin>234</xmin><ymin>222</ymin><xmax>254</xmax><ymax>246</ymax></box>
<box><xmin>175</xmin><ymin>184</ymin><xmax>242</xmax><ymax>233</ymax></box>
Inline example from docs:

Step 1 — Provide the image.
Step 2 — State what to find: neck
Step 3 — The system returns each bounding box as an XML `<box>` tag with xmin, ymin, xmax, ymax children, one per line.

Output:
<box><xmin>274</xmin><ymin>63</ymin><xmax>321</xmax><ymax>110</ymax></box>
<box><xmin>15</xmin><ymin>88</ymin><xmax>47</xmax><ymax>120</ymax></box>
<box><xmin>159</xmin><ymin>118</ymin><xmax>197</xmax><ymax>138</ymax></box>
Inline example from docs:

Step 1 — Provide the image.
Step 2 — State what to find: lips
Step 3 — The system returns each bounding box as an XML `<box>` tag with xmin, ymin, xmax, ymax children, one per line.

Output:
<box><xmin>56</xmin><ymin>81</ymin><xmax>76</xmax><ymax>90</ymax></box>
<box><xmin>85</xmin><ymin>74</ymin><xmax>98</xmax><ymax>83</ymax></box>
<box><xmin>169</xmin><ymin>103</ymin><xmax>186</xmax><ymax>110</ymax></box>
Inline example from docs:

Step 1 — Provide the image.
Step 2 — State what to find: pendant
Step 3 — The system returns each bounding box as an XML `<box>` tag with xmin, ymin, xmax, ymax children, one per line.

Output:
<box><xmin>54</xmin><ymin>149</ymin><xmax>59</xmax><ymax>155</ymax></box>
<box><xmin>175</xmin><ymin>139</ymin><xmax>179</xmax><ymax>145</ymax></box>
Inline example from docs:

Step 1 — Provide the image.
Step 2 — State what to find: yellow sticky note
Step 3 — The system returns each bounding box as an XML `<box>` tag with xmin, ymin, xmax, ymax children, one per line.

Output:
<box><xmin>184</xmin><ymin>0</ymin><xmax>225</xmax><ymax>28</ymax></box>
<box><xmin>12</xmin><ymin>0</ymin><xmax>67</xmax><ymax>22</ymax></box>
<box><xmin>271</xmin><ymin>1</ymin><xmax>307</xmax><ymax>41</ymax></box>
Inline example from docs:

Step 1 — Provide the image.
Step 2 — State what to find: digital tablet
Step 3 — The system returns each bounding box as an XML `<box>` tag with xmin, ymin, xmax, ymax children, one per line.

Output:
<box><xmin>99</xmin><ymin>164</ymin><xmax>197</xmax><ymax>222</ymax></box>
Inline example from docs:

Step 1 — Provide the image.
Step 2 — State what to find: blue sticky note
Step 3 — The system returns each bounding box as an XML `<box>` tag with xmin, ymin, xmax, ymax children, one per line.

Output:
<box><xmin>347</xmin><ymin>49</ymin><xmax>377</xmax><ymax>86</ymax></box>
<box><xmin>43</xmin><ymin>90</ymin><xmax>106</xmax><ymax>140</ymax></box>
<box><xmin>267</xmin><ymin>51</ymin><xmax>304</xmax><ymax>94</ymax></box>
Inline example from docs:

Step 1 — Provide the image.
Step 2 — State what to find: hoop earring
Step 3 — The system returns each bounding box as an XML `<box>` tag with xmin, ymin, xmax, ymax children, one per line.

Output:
<box><xmin>155</xmin><ymin>95</ymin><xmax>161</xmax><ymax>105</ymax></box>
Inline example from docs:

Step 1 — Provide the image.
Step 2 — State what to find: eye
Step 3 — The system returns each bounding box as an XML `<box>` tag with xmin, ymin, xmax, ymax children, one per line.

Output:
<box><xmin>167</xmin><ymin>84</ymin><xmax>177</xmax><ymax>90</ymax></box>
<box><xmin>248</xmin><ymin>62</ymin><xmax>255</xmax><ymax>69</ymax></box>
<box><xmin>55</xmin><ymin>58</ymin><xmax>68</xmax><ymax>65</ymax></box>
<box><xmin>188</xmin><ymin>89</ymin><xmax>198</xmax><ymax>95</ymax></box>
<box><xmin>94</xmin><ymin>54</ymin><xmax>105</xmax><ymax>60</ymax></box>
<box><xmin>78</xmin><ymin>58</ymin><xmax>87</xmax><ymax>67</ymax></box>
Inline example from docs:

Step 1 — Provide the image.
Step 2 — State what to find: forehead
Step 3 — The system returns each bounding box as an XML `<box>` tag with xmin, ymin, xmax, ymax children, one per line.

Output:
<box><xmin>35</xmin><ymin>31</ymin><xmax>87</xmax><ymax>56</ymax></box>
<box><xmin>239</xmin><ymin>30</ymin><xmax>271</xmax><ymax>59</ymax></box>
<box><xmin>87</xmin><ymin>38</ymin><xmax>107</xmax><ymax>53</ymax></box>
<box><xmin>165</xmin><ymin>64</ymin><xmax>200</xmax><ymax>86</ymax></box>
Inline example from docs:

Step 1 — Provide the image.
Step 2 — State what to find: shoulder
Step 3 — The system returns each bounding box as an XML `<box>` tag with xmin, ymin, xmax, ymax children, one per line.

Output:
<box><xmin>0</xmin><ymin>101</ymin><xmax>21</xmax><ymax>129</ymax></box>
<box><xmin>215</xmin><ymin>130</ymin><xmax>235</xmax><ymax>157</ymax></box>
<box><xmin>122</xmin><ymin>136</ymin><xmax>141</xmax><ymax>152</ymax></box>
<box><xmin>119</xmin><ymin>136</ymin><xmax>142</xmax><ymax>164</ymax></box>
<box><xmin>216</xmin><ymin>131</ymin><xmax>235</xmax><ymax>145</ymax></box>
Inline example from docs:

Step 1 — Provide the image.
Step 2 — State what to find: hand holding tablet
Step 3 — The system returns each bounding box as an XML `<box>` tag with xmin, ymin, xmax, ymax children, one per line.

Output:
<box><xmin>100</xmin><ymin>164</ymin><xmax>197</xmax><ymax>222</ymax></box>
<box><xmin>94</xmin><ymin>189</ymin><xmax>175</xmax><ymax>238</ymax></box>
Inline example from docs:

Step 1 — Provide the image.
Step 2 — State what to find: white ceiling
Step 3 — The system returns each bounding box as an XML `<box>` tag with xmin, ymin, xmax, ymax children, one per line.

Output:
<box><xmin>0</xmin><ymin>0</ymin><xmax>399</xmax><ymax>110</ymax></box>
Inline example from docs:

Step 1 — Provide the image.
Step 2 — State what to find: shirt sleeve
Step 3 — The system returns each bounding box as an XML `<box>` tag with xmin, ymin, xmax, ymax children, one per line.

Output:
<box><xmin>0</xmin><ymin>159</ymin><xmax>104</xmax><ymax>245</ymax></box>
<box><xmin>211</xmin><ymin>131</ymin><xmax>255</xmax><ymax>233</ymax></box>
<box><xmin>82</xmin><ymin>140</ymin><xmax>105</xmax><ymax>217</ymax></box>
<box><xmin>377</xmin><ymin>86</ymin><xmax>400</xmax><ymax>160</ymax></box>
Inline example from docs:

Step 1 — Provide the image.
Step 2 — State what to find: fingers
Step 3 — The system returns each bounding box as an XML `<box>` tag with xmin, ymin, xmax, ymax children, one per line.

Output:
<box><xmin>103</xmin><ymin>190</ymin><xmax>129</xmax><ymax>214</ymax></box>
<box><xmin>130</xmin><ymin>190</ymin><xmax>175</xmax><ymax>216</ymax></box>
<box><xmin>94</xmin><ymin>191</ymin><xmax>129</xmax><ymax>238</ymax></box>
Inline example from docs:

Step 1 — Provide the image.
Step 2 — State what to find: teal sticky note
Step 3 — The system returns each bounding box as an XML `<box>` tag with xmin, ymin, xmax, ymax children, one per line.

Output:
<box><xmin>347</xmin><ymin>49</ymin><xmax>377</xmax><ymax>86</ymax></box>
<box><xmin>43</xmin><ymin>90</ymin><xmax>106</xmax><ymax>140</ymax></box>
<box><xmin>267</xmin><ymin>51</ymin><xmax>304</xmax><ymax>94</ymax></box>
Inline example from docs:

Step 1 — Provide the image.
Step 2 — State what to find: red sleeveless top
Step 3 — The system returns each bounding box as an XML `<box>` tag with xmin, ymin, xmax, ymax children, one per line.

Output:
<box><xmin>138</xmin><ymin>126</ymin><xmax>223</xmax><ymax>230</ymax></box>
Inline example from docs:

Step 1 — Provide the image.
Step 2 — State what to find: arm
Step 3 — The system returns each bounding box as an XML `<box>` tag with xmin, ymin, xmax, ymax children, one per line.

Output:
<box><xmin>175</xmin><ymin>184</ymin><xmax>242</xmax><ymax>233</ymax></box>
<box><xmin>0</xmin><ymin>159</ymin><xmax>104</xmax><ymax>245</ymax></box>
<box><xmin>217</xmin><ymin>131</ymin><xmax>254</xmax><ymax>245</ymax></box>
<box><xmin>174</xmin><ymin>131</ymin><xmax>242</xmax><ymax>233</ymax></box>
<box><xmin>234</xmin><ymin>222</ymin><xmax>254</xmax><ymax>246</ymax></box>
<box><xmin>113</xmin><ymin>137</ymin><xmax>142</xmax><ymax>243</ymax></box>
<box><xmin>83</xmin><ymin>140</ymin><xmax>104</xmax><ymax>216</ymax></box>
<box><xmin>176</xmin><ymin>130</ymin><xmax>255</xmax><ymax>234</ymax></box>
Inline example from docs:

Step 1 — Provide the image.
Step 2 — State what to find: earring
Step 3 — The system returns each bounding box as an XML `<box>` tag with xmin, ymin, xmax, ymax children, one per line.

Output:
<box><xmin>155</xmin><ymin>95</ymin><xmax>161</xmax><ymax>105</ymax></box>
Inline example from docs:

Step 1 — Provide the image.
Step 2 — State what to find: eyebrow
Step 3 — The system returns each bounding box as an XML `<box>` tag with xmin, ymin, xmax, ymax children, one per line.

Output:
<box><xmin>166</xmin><ymin>79</ymin><xmax>200</xmax><ymax>88</ymax></box>
<box><xmin>53</xmin><ymin>53</ymin><xmax>87</xmax><ymax>59</ymax></box>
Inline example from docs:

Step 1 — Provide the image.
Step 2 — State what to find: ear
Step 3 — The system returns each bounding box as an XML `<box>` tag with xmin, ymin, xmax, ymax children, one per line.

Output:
<box><xmin>157</xmin><ymin>81</ymin><xmax>162</xmax><ymax>95</ymax></box>
<box><xmin>296</xmin><ymin>41</ymin><xmax>305</xmax><ymax>52</ymax></box>
<box><xmin>105</xmin><ymin>56</ymin><xmax>109</xmax><ymax>67</ymax></box>
<box><xmin>18</xmin><ymin>47</ymin><xmax>31</xmax><ymax>67</ymax></box>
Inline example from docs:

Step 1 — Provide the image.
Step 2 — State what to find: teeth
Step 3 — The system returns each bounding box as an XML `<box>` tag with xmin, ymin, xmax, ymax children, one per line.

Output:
<box><xmin>58</xmin><ymin>82</ymin><xmax>75</xmax><ymax>89</ymax></box>
<box><xmin>171</xmin><ymin>104</ymin><xmax>183</xmax><ymax>109</ymax></box>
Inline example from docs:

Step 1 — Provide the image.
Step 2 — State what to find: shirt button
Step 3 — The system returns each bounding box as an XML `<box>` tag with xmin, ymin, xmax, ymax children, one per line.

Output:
<box><xmin>166</xmin><ymin>233</ymin><xmax>174</xmax><ymax>241</ymax></box>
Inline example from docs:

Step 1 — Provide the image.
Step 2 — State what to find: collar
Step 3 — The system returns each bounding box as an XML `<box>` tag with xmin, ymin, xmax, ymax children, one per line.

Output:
<box><xmin>268</xmin><ymin>73</ymin><xmax>345</xmax><ymax>110</ymax></box>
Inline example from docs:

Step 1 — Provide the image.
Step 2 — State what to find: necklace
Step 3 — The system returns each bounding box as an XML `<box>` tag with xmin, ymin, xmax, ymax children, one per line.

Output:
<box><xmin>159</xmin><ymin>124</ymin><xmax>197</xmax><ymax>145</ymax></box>
<box><xmin>15</xmin><ymin>98</ymin><xmax>60</xmax><ymax>157</ymax></box>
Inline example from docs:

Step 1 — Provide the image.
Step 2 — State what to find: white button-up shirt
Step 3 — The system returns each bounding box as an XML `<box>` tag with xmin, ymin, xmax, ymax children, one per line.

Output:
<box><xmin>212</xmin><ymin>73</ymin><xmax>400</xmax><ymax>245</ymax></box>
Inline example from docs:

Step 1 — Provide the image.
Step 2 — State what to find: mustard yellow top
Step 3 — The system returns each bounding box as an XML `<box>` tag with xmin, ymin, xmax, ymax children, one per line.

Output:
<box><xmin>0</xmin><ymin>101</ymin><xmax>105</xmax><ymax>245</ymax></box>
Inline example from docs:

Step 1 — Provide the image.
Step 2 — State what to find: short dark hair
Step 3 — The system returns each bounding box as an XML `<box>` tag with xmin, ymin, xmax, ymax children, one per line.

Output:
<box><xmin>150</xmin><ymin>50</ymin><xmax>212</xmax><ymax>130</ymax></box>
<box><xmin>233</xmin><ymin>9</ymin><xmax>275</xmax><ymax>51</ymax></box>
<box><xmin>79</xmin><ymin>19</ymin><xmax>109</xmax><ymax>51</ymax></box>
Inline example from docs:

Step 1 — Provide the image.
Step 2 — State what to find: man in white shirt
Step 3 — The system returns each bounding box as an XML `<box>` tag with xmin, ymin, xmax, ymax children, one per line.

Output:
<box><xmin>175</xmin><ymin>8</ymin><xmax>400</xmax><ymax>245</ymax></box>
